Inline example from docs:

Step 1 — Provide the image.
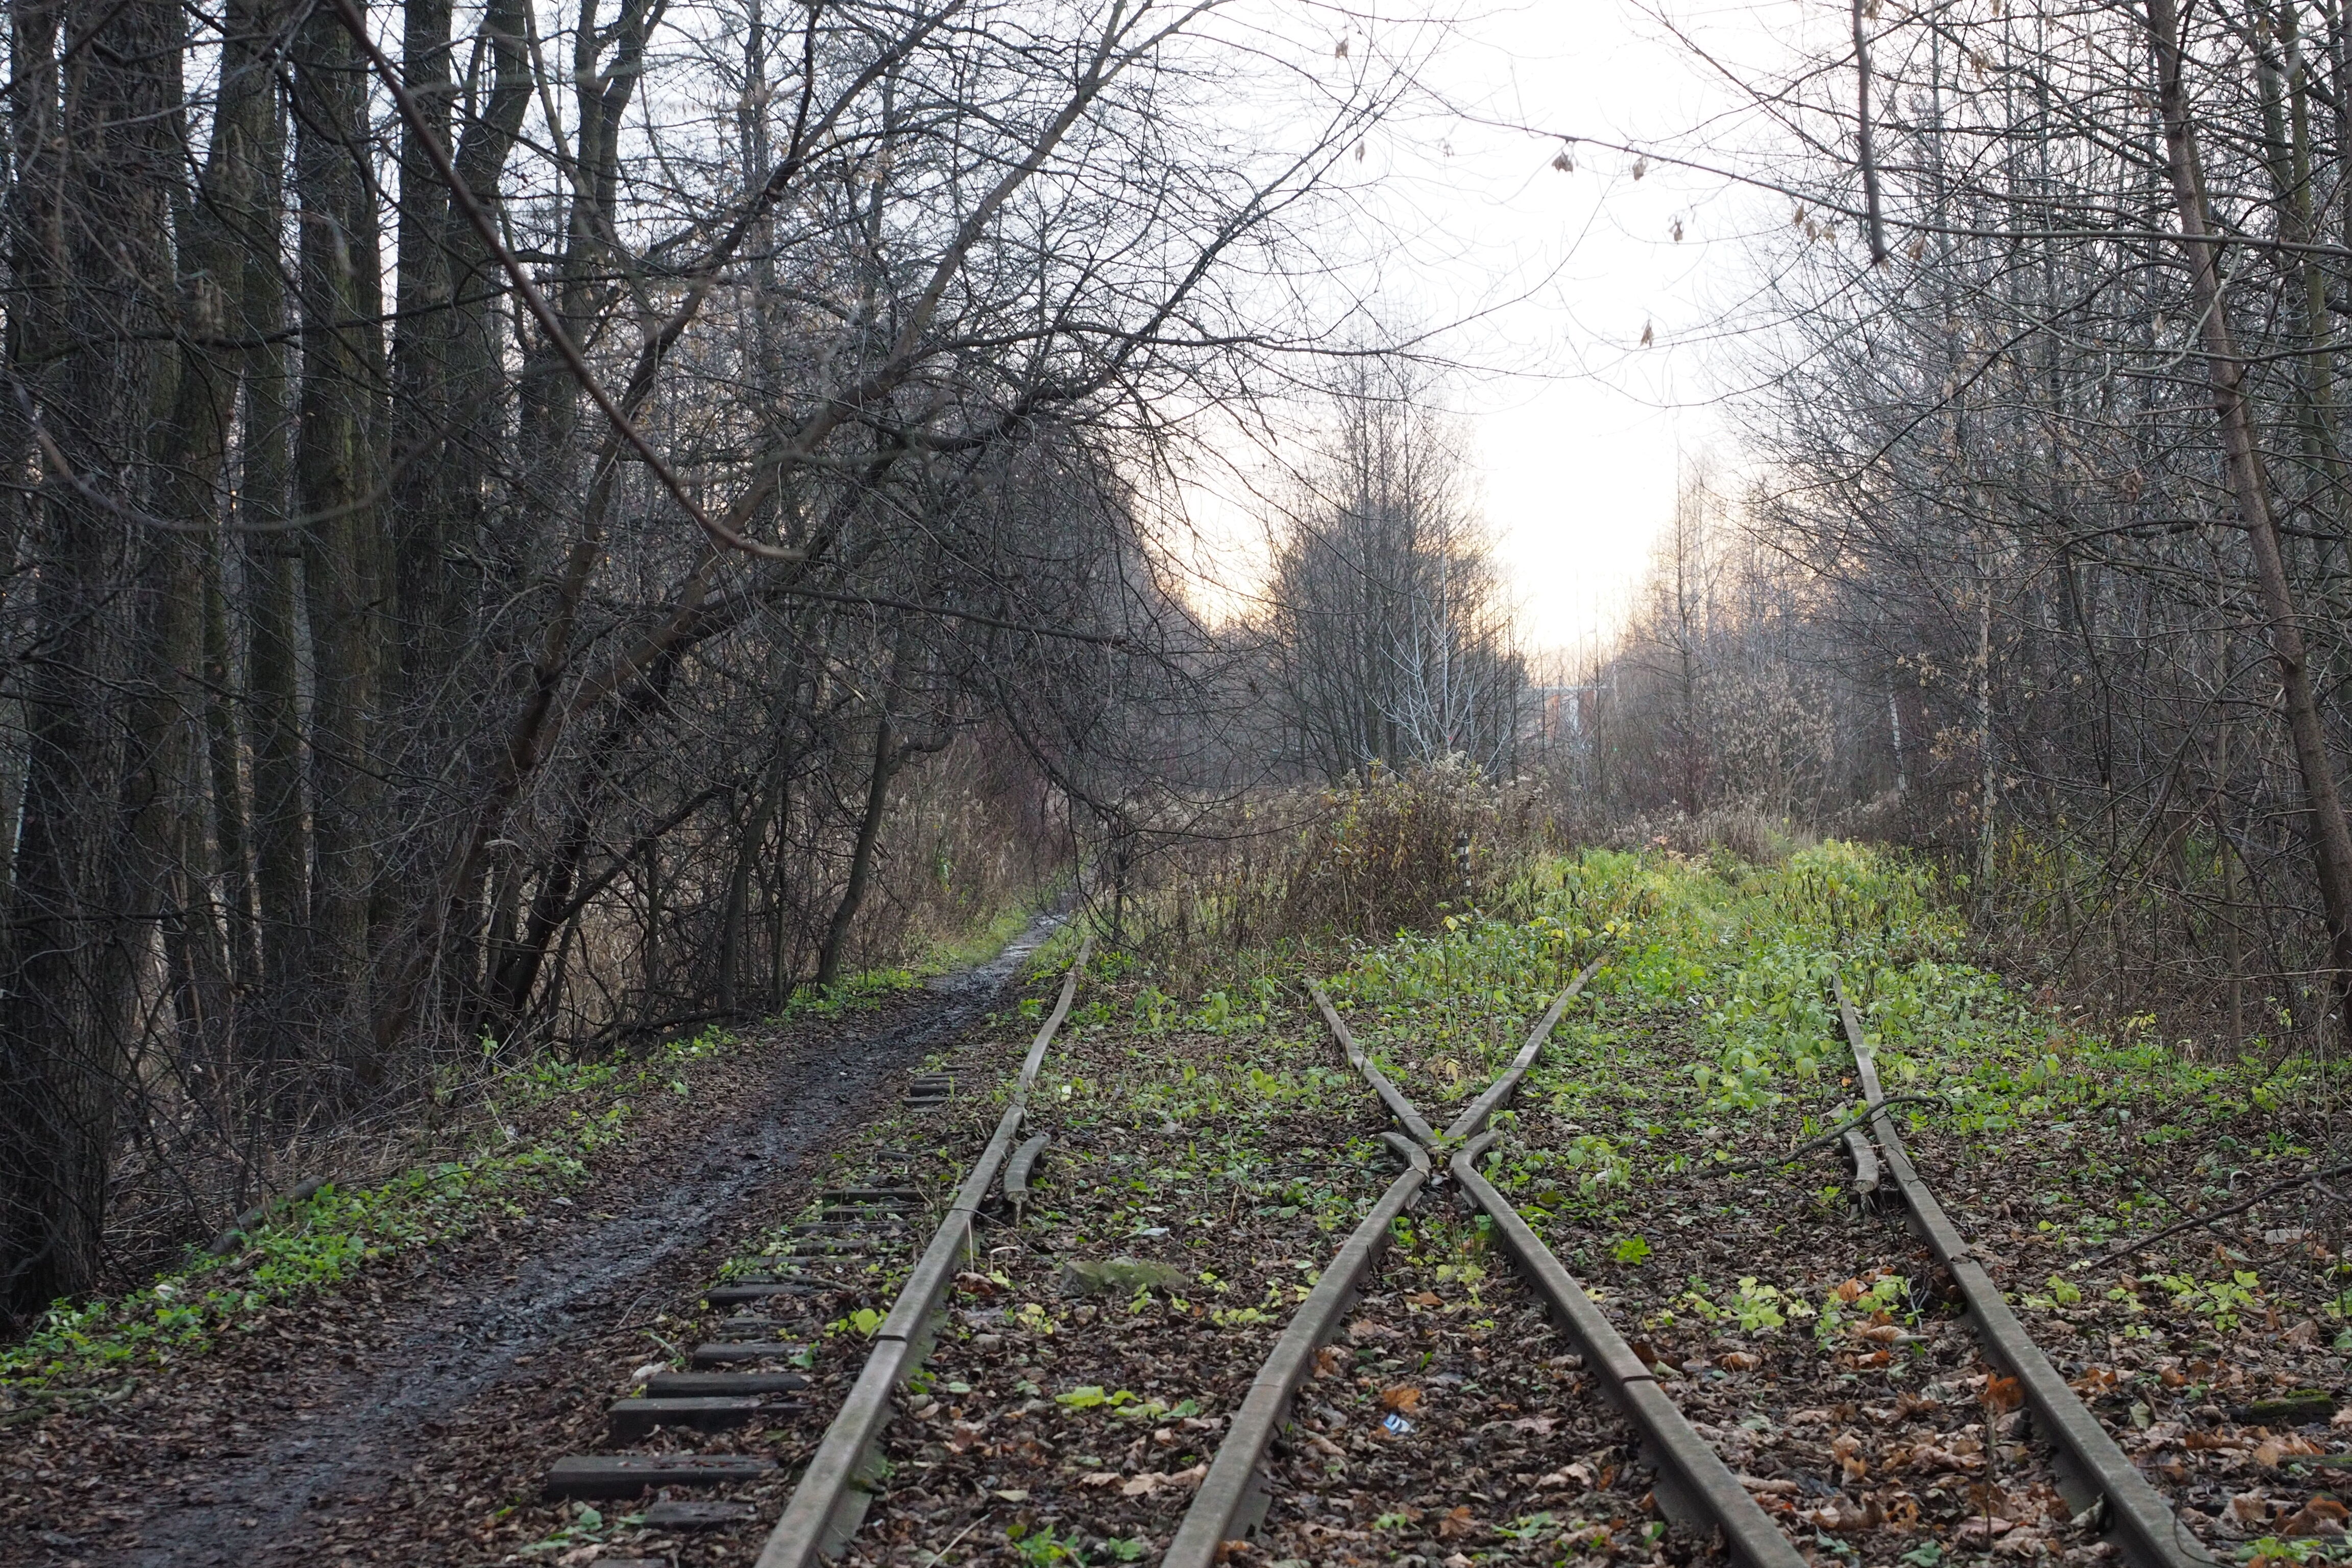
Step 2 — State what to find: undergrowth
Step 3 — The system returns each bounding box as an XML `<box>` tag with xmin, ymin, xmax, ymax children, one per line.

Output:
<box><xmin>1305</xmin><ymin>840</ymin><xmax>2345</xmax><ymax>1353</ymax></box>
<box><xmin>0</xmin><ymin>1023</ymin><xmax>762</xmax><ymax>1412</ymax></box>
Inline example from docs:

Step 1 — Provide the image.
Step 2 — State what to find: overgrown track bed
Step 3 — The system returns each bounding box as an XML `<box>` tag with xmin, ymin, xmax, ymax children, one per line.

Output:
<box><xmin>434</xmin><ymin>931</ymin><xmax>1082</xmax><ymax>1567</ymax></box>
<box><xmin>1888</xmin><ymin>1047</ymin><xmax>2349</xmax><ymax>1554</ymax></box>
<box><xmin>816</xmin><ymin>985</ymin><xmax>1400</xmax><ymax>1564</ymax></box>
<box><xmin>1484</xmin><ymin>985</ymin><xmax>2228</xmax><ymax>1568</ymax></box>
<box><xmin>1236</xmin><ymin>1193</ymin><xmax>1696</xmax><ymax>1567</ymax></box>
<box><xmin>1181</xmin><ymin>962</ymin><xmax>1773</xmax><ymax>1568</ymax></box>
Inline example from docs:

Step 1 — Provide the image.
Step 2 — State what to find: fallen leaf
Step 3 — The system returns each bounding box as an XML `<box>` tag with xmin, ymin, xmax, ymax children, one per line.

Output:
<box><xmin>1832</xmin><ymin>1431</ymin><xmax>1869</xmax><ymax>1481</ymax></box>
<box><xmin>1122</xmin><ymin>1473</ymin><xmax>1165</xmax><ymax>1498</ymax></box>
<box><xmin>2251</xmin><ymin>1435</ymin><xmax>2321</xmax><ymax>1467</ymax></box>
<box><xmin>1741</xmin><ymin>1476</ymin><xmax>1803</xmax><ymax>1496</ymax></box>
<box><xmin>1802</xmin><ymin>1498</ymin><xmax>1879</xmax><ymax>1533</ymax></box>
<box><xmin>1953</xmin><ymin>1515</ymin><xmax>2015</xmax><ymax>1546</ymax></box>
<box><xmin>1906</xmin><ymin>1445</ymin><xmax>1986</xmax><ymax>1474</ymax></box>
<box><xmin>1412</xmin><ymin>1291</ymin><xmax>1443</xmax><ymax>1307</ymax></box>
<box><xmin>1836</xmin><ymin>1278</ymin><xmax>1867</xmax><ymax>1304</ymax></box>
<box><xmin>1081</xmin><ymin>1472</ymin><xmax>1121</xmax><ymax>1487</ymax></box>
<box><xmin>1628</xmin><ymin>1339</ymin><xmax>1681</xmax><ymax>1373</ymax></box>
<box><xmin>994</xmin><ymin>1488</ymin><xmax>1029</xmax><ymax>1502</ymax></box>
<box><xmin>1721</xmin><ymin>1351</ymin><xmax>1760</xmax><ymax>1371</ymax></box>
<box><xmin>1379</xmin><ymin>1386</ymin><xmax>1423</xmax><ymax>1415</ymax></box>
<box><xmin>2230</xmin><ymin>1491</ymin><xmax>2271</xmax><ymax>1525</ymax></box>
<box><xmin>1983</xmin><ymin>1374</ymin><xmax>2024</xmax><ymax>1412</ymax></box>
<box><xmin>1436</xmin><ymin>1504</ymin><xmax>1477</xmax><ymax>1540</ymax></box>
<box><xmin>2280</xmin><ymin>1497</ymin><xmax>2350</xmax><ymax>1538</ymax></box>
<box><xmin>1314</xmin><ymin>1344</ymin><xmax>1346</xmax><ymax>1376</ymax></box>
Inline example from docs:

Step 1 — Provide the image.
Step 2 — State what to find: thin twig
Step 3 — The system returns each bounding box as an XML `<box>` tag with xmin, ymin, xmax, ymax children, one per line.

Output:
<box><xmin>1713</xmin><ymin>1093</ymin><xmax>1950</xmax><ymax>1175</ymax></box>
<box><xmin>2089</xmin><ymin>1161</ymin><xmax>2352</xmax><ymax>1265</ymax></box>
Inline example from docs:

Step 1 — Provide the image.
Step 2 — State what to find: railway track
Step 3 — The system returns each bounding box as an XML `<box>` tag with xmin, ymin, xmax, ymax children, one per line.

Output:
<box><xmin>1149</xmin><ymin>962</ymin><xmax>2215</xmax><ymax>1568</ymax></box>
<box><xmin>519</xmin><ymin>938</ymin><xmax>1090</xmax><ymax>1564</ymax></box>
<box><xmin>573</xmin><ymin>942</ymin><xmax>2227</xmax><ymax>1568</ymax></box>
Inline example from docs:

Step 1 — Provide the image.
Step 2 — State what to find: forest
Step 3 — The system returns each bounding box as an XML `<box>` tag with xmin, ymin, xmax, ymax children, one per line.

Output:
<box><xmin>3</xmin><ymin>0</ymin><xmax>2349</xmax><ymax>1343</ymax></box>
<box><xmin>1585</xmin><ymin>0</ymin><xmax>2352</xmax><ymax>1066</ymax></box>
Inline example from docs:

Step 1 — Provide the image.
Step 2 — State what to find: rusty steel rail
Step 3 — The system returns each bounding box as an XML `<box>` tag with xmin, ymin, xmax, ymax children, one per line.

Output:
<box><xmin>1170</xmin><ymin>962</ymin><xmax>1817</xmax><ymax>1568</ymax></box>
<box><xmin>1450</xmin><ymin>1133</ymin><xmax>1807</xmax><ymax>1568</ymax></box>
<box><xmin>1161</xmin><ymin>1133</ymin><xmax>1431</xmax><ymax>1568</ymax></box>
<box><xmin>755</xmin><ymin>936</ymin><xmax>1091</xmax><ymax>1568</ymax></box>
<box><xmin>1829</xmin><ymin>974</ymin><xmax>2216</xmax><ymax>1568</ymax></box>
<box><xmin>1306</xmin><ymin>980</ymin><xmax>1436</xmax><ymax>1145</ymax></box>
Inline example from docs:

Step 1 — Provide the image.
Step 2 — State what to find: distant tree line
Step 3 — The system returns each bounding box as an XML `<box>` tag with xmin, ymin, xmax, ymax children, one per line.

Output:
<box><xmin>1251</xmin><ymin>365</ymin><xmax>1527</xmax><ymax>784</ymax></box>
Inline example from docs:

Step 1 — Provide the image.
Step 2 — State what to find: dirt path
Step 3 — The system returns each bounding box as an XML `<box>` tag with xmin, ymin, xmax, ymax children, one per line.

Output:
<box><xmin>5</xmin><ymin>916</ymin><xmax>1058</xmax><ymax>1568</ymax></box>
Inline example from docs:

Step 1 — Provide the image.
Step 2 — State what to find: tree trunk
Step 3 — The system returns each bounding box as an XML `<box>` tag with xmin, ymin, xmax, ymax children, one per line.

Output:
<box><xmin>294</xmin><ymin>0</ymin><xmax>391</xmax><ymax>1086</ymax></box>
<box><xmin>817</xmin><ymin>707</ymin><xmax>902</xmax><ymax>991</ymax></box>
<box><xmin>0</xmin><ymin>0</ymin><xmax>180</xmax><ymax>1321</ymax></box>
<box><xmin>2146</xmin><ymin>0</ymin><xmax>2352</xmax><ymax>1038</ymax></box>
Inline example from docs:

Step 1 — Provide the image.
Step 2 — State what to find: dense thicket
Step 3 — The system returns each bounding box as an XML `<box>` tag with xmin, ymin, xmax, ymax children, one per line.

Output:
<box><xmin>0</xmin><ymin>0</ymin><xmax>1399</xmax><ymax>1318</ymax></box>
<box><xmin>1561</xmin><ymin>0</ymin><xmax>2352</xmax><ymax>1054</ymax></box>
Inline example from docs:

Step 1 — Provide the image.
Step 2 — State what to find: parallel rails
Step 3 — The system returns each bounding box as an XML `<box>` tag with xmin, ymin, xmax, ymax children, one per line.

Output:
<box><xmin>1830</xmin><ymin>975</ymin><xmax>2216</xmax><ymax>1568</ymax></box>
<box><xmin>755</xmin><ymin>937</ymin><xmax>1092</xmax><ymax>1568</ymax></box>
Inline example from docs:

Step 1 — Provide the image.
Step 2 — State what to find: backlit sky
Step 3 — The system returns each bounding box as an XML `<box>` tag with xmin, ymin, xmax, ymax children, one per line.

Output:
<box><xmin>1178</xmin><ymin>0</ymin><xmax>1833</xmax><ymax>655</ymax></box>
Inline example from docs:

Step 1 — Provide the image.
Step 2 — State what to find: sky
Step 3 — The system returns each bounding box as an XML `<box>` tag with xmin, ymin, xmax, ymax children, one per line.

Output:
<box><xmin>1226</xmin><ymin>0</ymin><xmax>1833</xmax><ymax>656</ymax></box>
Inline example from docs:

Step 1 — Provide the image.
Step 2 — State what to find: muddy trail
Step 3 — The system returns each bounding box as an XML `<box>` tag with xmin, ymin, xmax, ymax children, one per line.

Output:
<box><xmin>3</xmin><ymin>915</ymin><xmax>1060</xmax><ymax>1568</ymax></box>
